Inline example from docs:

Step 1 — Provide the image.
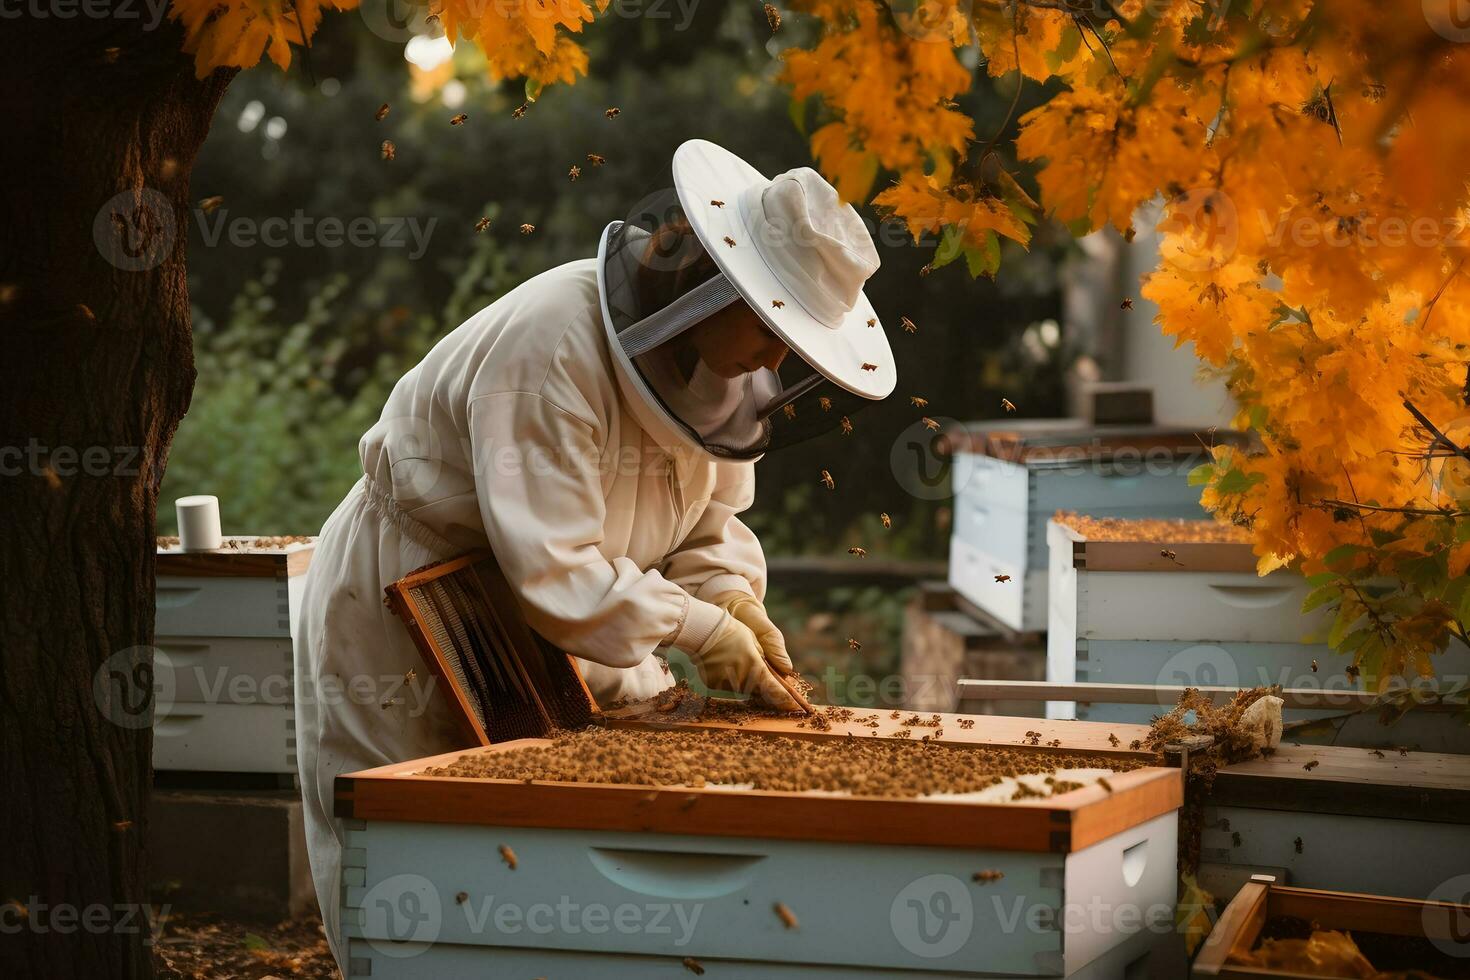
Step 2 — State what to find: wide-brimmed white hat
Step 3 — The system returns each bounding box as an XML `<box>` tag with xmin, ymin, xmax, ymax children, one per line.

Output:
<box><xmin>671</xmin><ymin>139</ymin><xmax>896</xmax><ymax>400</ymax></box>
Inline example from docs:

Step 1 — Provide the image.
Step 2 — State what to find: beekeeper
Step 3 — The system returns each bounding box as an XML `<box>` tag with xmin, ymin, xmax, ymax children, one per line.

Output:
<box><xmin>294</xmin><ymin>139</ymin><xmax>896</xmax><ymax>961</ymax></box>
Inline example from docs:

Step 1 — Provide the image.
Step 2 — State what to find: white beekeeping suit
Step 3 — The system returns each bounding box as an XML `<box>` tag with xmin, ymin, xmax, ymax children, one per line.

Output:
<box><xmin>294</xmin><ymin>139</ymin><xmax>896</xmax><ymax>965</ymax></box>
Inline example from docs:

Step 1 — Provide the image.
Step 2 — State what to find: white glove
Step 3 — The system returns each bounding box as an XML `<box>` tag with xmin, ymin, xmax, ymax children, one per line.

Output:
<box><xmin>689</xmin><ymin>613</ymin><xmax>801</xmax><ymax>712</ymax></box>
<box><xmin>711</xmin><ymin>590</ymin><xmax>792</xmax><ymax>676</ymax></box>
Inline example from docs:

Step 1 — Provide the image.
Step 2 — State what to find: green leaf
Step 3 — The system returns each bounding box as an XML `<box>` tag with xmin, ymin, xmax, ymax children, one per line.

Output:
<box><xmin>1214</xmin><ymin>467</ymin><xmax>1263</xmax><ymax>495</ymax></box>
<box><xmin>964</xmin><ymin>230</ymin><xmax>1001</xmax><ymax>279</ymax></box>
<box><xmin>1301</xmin><ymin>583</ymin><xmax>1341</xmax><ymax>614</ymax></box>
<box><xmin>1045</xmin><ymin>23</ymin><xmax>1084</xmax><ymax>73</ymax></box>
<box><xmin>1305</xmin><ymin>572</ymin><xmax>1337</xmax><ymax>588</ymax></box>
<box><xmin>1323</xmin><ymin>543</ymin><xmax>1367</xmax><ymax>568</ymax></box>
<box><xmin>243</xmin><ymin>933</ymin><xmax>269</xmax><ymax>952</ymax></box>
<box><xmin>1187</xmin><ymin>463</ymin><xmax>1216</xmax><ymax>487</ymax></box>
<box><xmin>1248</xmin><ymin>405</ymin><xmax>1268</xmax><ymax>432</ymax></box>
<box><xmin>524</xmin><ymin>77</ymin><xmax>544</xmax><ymax>103</ymax></box>
<box><xmin>1329</xmin><ymin>604</ymin><xmax>1365</xmax><ymax>648</ymax></box>
<box><xmin>931</xmin><ymin>226</ymin><xmax>964</xmax><ymax>270</ymax></box>
<box><xmin>788</xmin><ymin>95</ymin><xmax>808</xmax><ymax>136</ymax></box>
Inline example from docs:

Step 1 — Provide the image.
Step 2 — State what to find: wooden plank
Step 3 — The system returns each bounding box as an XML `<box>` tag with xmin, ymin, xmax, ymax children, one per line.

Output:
<box><xmin>157</xmin><ymin>540</ymin><xmax>314</xmax><ymax>578</ymax></box>
<box><xmin>940</xmin><ymin>419</ymin><xmax>1248</xmax><ymax>463</ymax></box>
<box><xmin>955</xmin><ymin>680</ymin><xmax>1396</xmax><ymax>712</ymax></box>
<box><xmin>1192</xmin><ymin>879</ymin><xmax>1268</xmax><ymax>977</ymax></box>
<box><xmin>1075</xmin><ymin>539</ymin><xmax>1258</xmax><ymax>573</ymax></box>
<box><xmin>334</xmin><ymin>733</ymin><xmax>1181</xmax><ymax>852</ymax></box>
<box><xmin>1211</xmin><ymin>743</ymin><xmax>1470</xmax><ymax>823</ymax></box>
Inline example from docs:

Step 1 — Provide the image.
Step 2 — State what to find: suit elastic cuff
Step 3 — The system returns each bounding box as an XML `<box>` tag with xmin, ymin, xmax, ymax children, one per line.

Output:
<box><xmin>668</xmin><ymin>596</ymin><xmax>725</xmax><ymax>652</ymax></box>
<box><xmin>696</xmin><ymin>574</ymin><xmax>755</xmax><ymax>602</ymax></box>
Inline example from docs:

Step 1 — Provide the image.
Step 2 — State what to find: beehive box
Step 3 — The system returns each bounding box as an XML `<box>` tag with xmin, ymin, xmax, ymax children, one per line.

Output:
<box><xmin>335</xmin><ymin>711</ymin><xmax>1183</xmax><ymax>978</ymax></box>
<box><xmin>944</xmin><ymin>420</ymin><xmax>1242</xmax><ymax>633</ymax></box>
<box><xmin>153</xmin><ymin>536</ymin><xmax>313</xmax><ymax>775</ymax></box>
<box><xmin>1193</xmin><ymin>875</ymin><xmax>1470</xmax><ymax>978</ymax></box>
<box><xmin>1201</xmin><ymin>744</ymin><xmax>1470</xmax><ymax>901</ymax></box>
<box><xmin>900</xmin><ymin>586</ymin><xmax>1046</xmax><ymax>716</ymax></box>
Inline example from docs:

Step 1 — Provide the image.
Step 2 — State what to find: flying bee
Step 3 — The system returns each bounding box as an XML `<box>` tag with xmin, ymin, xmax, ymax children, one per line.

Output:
<box><xmin>198</xmin><ymin>195</ymin><xmax>225</xmax><ymax>214</ymax></box>
<box><xmin>1311</xmin><ymin>659</ymin><xmax>1318</xmax><ymax>672</ymax></box>
<box><xmin>921</xmin><ymin>417</ymin><xmax>939</xmax><ymax>431</ymax></box>
<box><xmin>375</xmin><ymin>103</ymin><xmax>390</xmax><ymax>121</ymax></box>
<box><xmin>900</xmin><ymin>315</ymin><xmax>916</xmax><ymax>333</ymax></box>
<box><xmin>499</xmin><ymin>844</ymin><xmax>518</xmax><ymax>869</ymax></box>
<box><xmin>512</xmin><ymin>103</ymin><xmax>528</xmax><ymax>119</ymax></box>
<box><xmin>815</xmin><ymin>397</ymin><xmax>832</xmax><ymax>413</ymax></box>
<box><xmin>820</xmin><ymin>469</ymin><xmax>835</xmax><ymax>490</ymax></box>
<box><xmin>710</xmin><ymin>199</ymin><xmax>725</xmax><ymax>208</ymax></box>
<box><xmin>723</xmin><ymin>236</ymin><xmax>736</xmax><ymax>248</ymax></box>
<box><xmin>1370</xmin><ymin>749</ymin><xmax>1384</xmax><ymax>758</ymax></box>
<box><xmin>848</xmin><ymin>546</ymin><xmax>867</xmax><ymax>558</ymax></box>
<box><xmin>840</xmin><ymin>416</ymin><xmax>852</xmax><ymax>435</ymax></box>
<box><xmin>847</xmin><ymin>637</ymin><xmax>862</xmax><ymax>650</ymax></box>
<box><xmin>682</xmin><ymin>958</ymin><xmax>705</xmax><ymax>976</ymax></box>
<box><xmin>1345</xmin><ymin>664</ymin><xmax>1360</xmax><ymax>681</ymax></box>
<box><xmin>972</xmin><ymin>870</ymin><xmax>1004</xmax><ymax>883</ymax></box>
<box><xmin>474</xmin><ymin>216</ymin><xmax>491</xmax><ymax>233</ymax></box>
<box><xmin>605</xmin><ymin>107</ymin><xmax>621</xmax><ymax>120</ymax></box>
<box><xmin>771</xmin><ymin>299</ymin><xmax>785</xmax><ymax>309</ymax></box>
<box><xmin>919</xmin><ymin>264</ymin><xmax>932</xmax><ymax>277</ymax></box>
<box><xmin>994</xmin><ymin>574</ymin><xmax>1011</xmax><ymax>583</ymax></box>
<box><xmin>866</xmin><ymin>317</ymin><xmax>876</xmax><ymax>327</ymax></box>
<box><xmin>782</xmin><ymin>403</ymin><xmax>797</xmax><ymax>421</ymax></box>
<box><xmin>1303</xmin><ymin>760</ymin><xmax>1319</xmax><ymax>771</ymax></box>
<box><xmin>1097</xmin><ymin>777</ymin><xmax>1113</xmax><ymax>793</ymax></box>
<box><xmin>450</xmin><ymin>113</ymin><xmax>468</xmax><ymax>125</ymax></box>
<box><xmin>1120</xmin><ymin>297</ymin><xmax>1134</xmax><ymax>310</ymax></box>
<box><xmin>569</xmin><ymin>165</ymin><xmax>582</xmax><ymax>181</ymax></box>
<box><xmin>764</xmin><ymin>2</ymin><xmax>781</xmax><ymax>31</ymax></box>
<box><xmin>1294</xmin><ymin>837</ymin><xmax>1303</xmax><ymax>854</ymax></box>
<box><xmin>910</xmin><ymin>396</ymin><xmax>928</xmax><ymax>408</ymax></box>
<box><xmin>1232</xmin><ymin>831</ymin><xmax>1242</xmax><ymax>847</ymax></box>
<box><xmin>404</xmin><ymin>668</ymin><xmax>416</xmax><ymax>684</ymax></box>
<box><xmin>380</xmin><ymin>139</ymin><xmax>396</xmax><ymax>161</ymax></box>
<box><xmin>880</xmin><ymin>512</ymin><xmax>891</xmax><ymax>528</ymax></box>
<box><xmin>773</xmin><ymin>902</ymin><xmax>797</xmax><ymax>928</ymax></box>
<box><xmin>520</xmin><ymin>223</ymin><xmax>535</xmax><ymax>235</ymax></box>
<box><xmin>587</xmin><ymin>153</ymin><xmax>606</xmax><ymax>166</ymax></box>
<box><xmin>1001</xmin><ymin>397</ymin><xmax>1017</xmax><ymax>412</ymax></box>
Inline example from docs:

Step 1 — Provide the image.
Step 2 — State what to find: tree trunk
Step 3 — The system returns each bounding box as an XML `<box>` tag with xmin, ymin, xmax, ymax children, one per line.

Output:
<box><xmin>0</xmin><ymin>15</ymin><xmax>231</xmax><ymax>979</ymax></box>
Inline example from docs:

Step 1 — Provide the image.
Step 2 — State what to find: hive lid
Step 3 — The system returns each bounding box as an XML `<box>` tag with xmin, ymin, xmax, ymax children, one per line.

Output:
<box><xmin>1048</xmin><ymin>514</ymin><xmax>1259</xmax><ymax>573</ymax></box>
<box><xmin>941</xmin><ymin>417</ymin><xmax>1249</xmax><ymax>467</ymax></box>
<box><xmin>155</xmin><ymin>535</ymin><xmax>315</xmax><ymax>577</ymax></box>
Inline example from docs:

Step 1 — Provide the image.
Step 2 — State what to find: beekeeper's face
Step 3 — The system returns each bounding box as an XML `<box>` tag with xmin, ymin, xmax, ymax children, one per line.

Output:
<box><xmin>688</xmin><ymin>304</ymin><xmax>790</xmax><ymax>379</ymax></box>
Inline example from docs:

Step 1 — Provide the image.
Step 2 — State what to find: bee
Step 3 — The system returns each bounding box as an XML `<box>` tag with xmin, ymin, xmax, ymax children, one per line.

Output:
<box><xmin>819</xmin><ymin>397</ymin><xmax>832</xmax><ymax>411</ymax></box>
<box><xmin>1024</xmin><ymin>730</ymin><xmax>1041</xmax><ymax>745</ymax></box>
<box><xmin>1001</xmin><ymin>397</ymin><xmax>1017</xmax><ymax>412</ymax></box>
<box><xmin>994</xmin><ymin>574</ymin><xmax>1011</xmax><ymax>583</ymax></box>
<box><xmin>474</xmin><ymin>216</ymin><xmax>491</xmax><ymax>233</ymax></box>
<box><xmin>1097</xmin><ymin>777</ymin><xmax>1113</xmax><ymax>793</ymax></box>
<box><xmin>450</xmin><ymin>113</ymin><xmax>468</xmax><ymax>125</ymax></box>
<box><xmin>198</xmin><ymin>195</ymin><xmax>225</xmax><ymax>215</ymax></box>
<box><xmin>1370</xmin><ymin>749</ymin><xmax>1385</xmax><ymax>757</ymax></box>
<box><xmin>455</xmin><ymin>891</ymin><xmax>468</xmax><ymax>904</ymax></box>
<box><xmin>1219</xmin><ymin>818</ymin><xmax>1231</xmax><ymax>831</ymax></box>
<box><xmin>1294</xmin><ymin>837</ymin><xmax>1303</xmax><ymax>854</ymax></box>
<box><xmin>1398</xmin><ymin>747</ymin><xmax>1409</xmax><ymax>757</ymax></box>
<box><xmin>710</xmin><ymin>200</ymin><xmax>725</xmax><ymax>208</ymax></box>
<box><xmin>568</xmin><ymin>165</ymin><xmax>582</xmax><ymax>181</ymax></box>
<box><xmin>587</xmin><ymin>153</ymin><xmax>606</xmax><ymax>167</ymax></box>
<box><xmin>375</xmin><ymin>102</ymin><xmax>390</xmax><ymax>121</ymax></box>
<box><xmin>1107</xmin><ymin>733</ymin><xmax>1120</xmax><ymax>747</ymax></box>
<box><xmin>723</xmin><ymin>236</ymin><xmax>736</xmax><ymax>248</ymax></box>
<box><xmin>972</xmin><ymin>870</ymin><xmax>1004</xmax><ymax>883</ymax></box>
<box><xmin>1120</xmin><ymin>297</ymin><xmax>1134</xmax><ymax>310</ymax></box>
<box><xmin>910</xmin><ymin>396</ymin><xmax>928</xmax><ymax>408</ymax></box>
<box><xmin>404</xmin><ymin>668</ymin><xmax>416</xmax><ymax>684</ymax></box>
<box><xmin>512</xmin><ymin>103</ymin><xmax>528</xmax><ymax>119</ymax></box>
<box><xmin>1129</xmin><ymin>739</ymin><xmax>1142</xmax><ymax>750</ymax></box>
<box><xmin>880</xmin><ymin>512</ymin><xmax>892</xmax><ymax>528</ymax></box>
<box><xmin>892</xmin><ymin>728</ymin><xmax>911</xmax><ymax>738</ymax></box>
<box><xmin>847</xmin><ymin>637</ymin><xmax>862</xmax><ymax>650</ymax></box>
<box><xmin>380</xmin><ymin>696</ymin><xmax>402</xmax><ymax>709</ymax></box>
<box><xmin>499</xmin><ymin>844</ymin><xmax>518</xmax><ymax>869</ymax></box>
<box><xmin>820</xmin><ymin>469</ymin><xmax>835</xmax><ymax>490</ymax></box>
<box><xmin>1160</xmin><ymin>549</ymin><xmax>1177</xmax><ymax>562</ymax></box>
<box><xmin>1231</xmin><ymin>831</ymin><xmax>1242</xmax><ymax>847</ymax></box>
<box><xmin>764</xmin><ymin>2</ymin><xmax>781</xmax><ymax>31</ymax></box>
<box><xmin>1345</xmin><ymin>664</ymin><xmax>1360</xmax><ymax>681</ymax></box>
<box><xmin>782</xmin><ymin>403</ymin><xmax>797</xmax><ymax>421</ymax></box>
<box><xmin>1047</xmin><ymin>738</ymin><xmax>1061</xmax><ymax>747</ymax></box>
<box><xmin>840</xmin><ymin>416</ymin><xmax>853</xmax><ymax>435</ymax></box>
<box><xmin>605</xmin><ymin>107</ymin><xmax>621</xmax><ymax>120</ymax></box>
<box><xmin>380</xmin><ymin>139</ymin><xmax>396</xmax><ymax>161</ymax></box>
<box><xmin>1303</xmin><ymin>760</ymin><xmax>1319</xmax><ymax>771</ymax></box>
<box><xmin>866</xmin><ymin>317</ymin><xmax>876</xmax><ymax>327</ymax></box>
<box><xmin>1311</xmin><ymin>659</ymin><xmax>1318</xmax><ymax>672</ymax></box>
<box><xmin>900</xmin><ymin>315</ymin><xmax>916</xmax><ymax>333</ymax></box>
<box><xmin>921</xmin><ymin>417</ymin><xmax>940</xmax><ymax>431</ymax></box>
<box><xmin>891</xmin><ymin>710</ymin><xmax>901</xmax><ymax>719</ymax></box>
<box><xmin>848</xmin><ymin>547</ymin><xmax>867</xmax><ymax>558</ymax></box>
<box><xmin>682</xmin><ymin>957</ymin><xmax>705</xmax><ymax>976</ymax></box>
<box><xmin>773</xmin><ymin>902</ymin><xmax>797</xmax><ymax>929</ymax></box>
<box><xmin>520</xmin><ymin>223</ymin><xmax>536</xmax><ymax>235</ymax></box>
<box><xmin>771</xmin><ymin>299</ymin><xmax>785</xmax><ymax>309</ymax></box>
<box><xmin>101</xmin><ymin>46</ymin><xmax>121</xmax><ymax>63</ymax></box>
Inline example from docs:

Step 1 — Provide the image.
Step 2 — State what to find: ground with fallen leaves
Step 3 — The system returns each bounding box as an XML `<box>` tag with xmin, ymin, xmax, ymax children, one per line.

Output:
<box><xmin>154</xmin><ymin>912</ymin><xmax>337</xmax><ymax>979</ymax></box>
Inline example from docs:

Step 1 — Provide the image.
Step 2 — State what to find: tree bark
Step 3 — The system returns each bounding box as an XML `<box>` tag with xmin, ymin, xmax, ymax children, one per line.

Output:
<box><xmin>0</xmin><ymin>14</ymin><xmax>231</xmax><ymax>979</ymax></box>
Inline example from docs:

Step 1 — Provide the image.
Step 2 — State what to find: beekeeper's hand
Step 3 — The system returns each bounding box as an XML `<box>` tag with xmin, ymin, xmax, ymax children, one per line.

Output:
<box><xmin>690</xmin><ymin>613</ymin><xmax>801</xmax><ymax>712</ymax></box>
<box><xmin>711</xmin><ymin>590</ymin><xmax>792</xmax><ymax>677</ymax></box>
